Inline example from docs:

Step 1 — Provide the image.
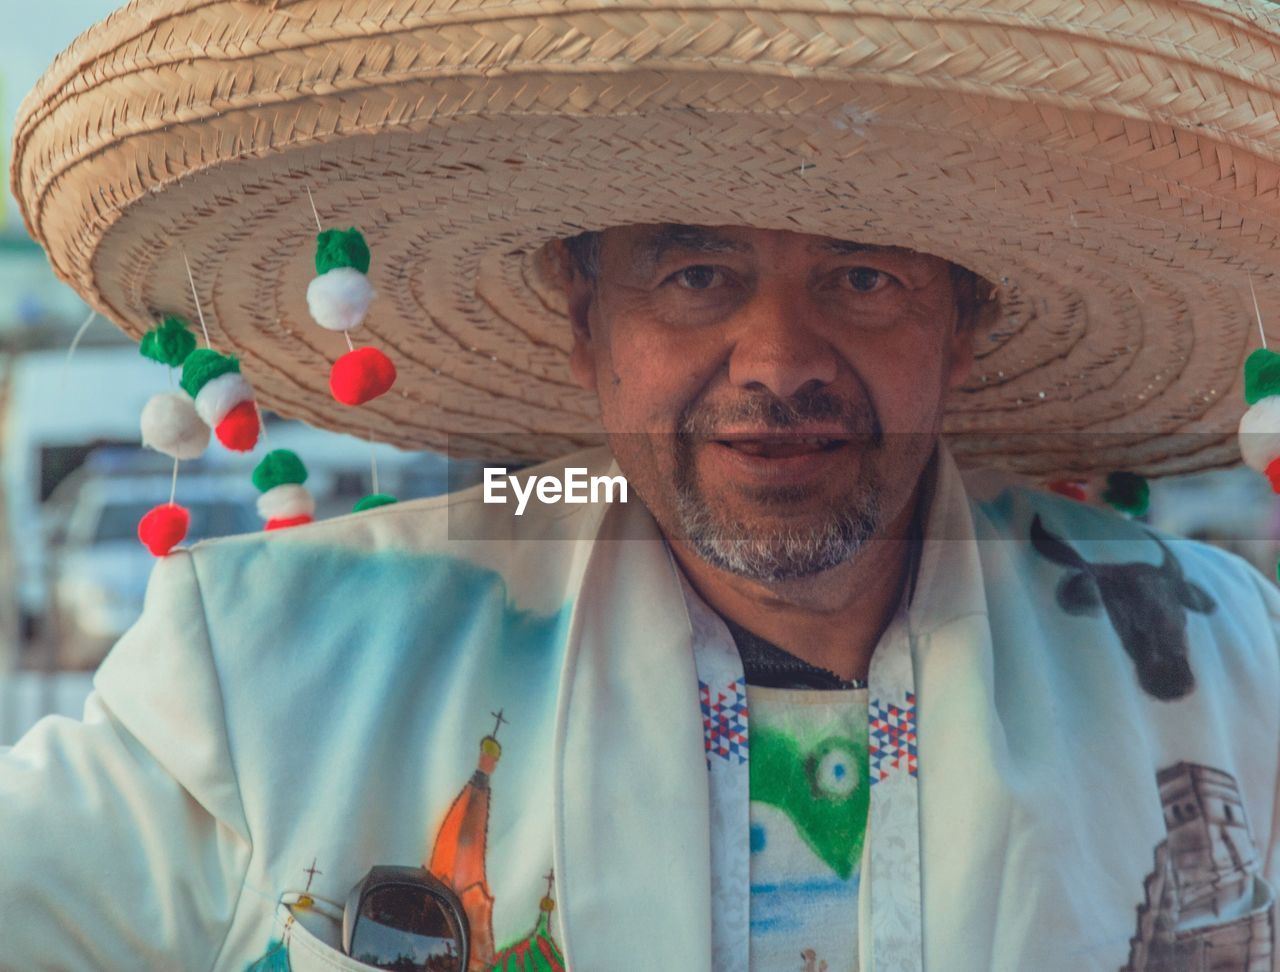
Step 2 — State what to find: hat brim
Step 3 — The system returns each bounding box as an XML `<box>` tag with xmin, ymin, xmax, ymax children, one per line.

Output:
<box><xmin>14</xmin><ymin>0</ymin><xmax>1280</xmax><ymax>477</ymax></box>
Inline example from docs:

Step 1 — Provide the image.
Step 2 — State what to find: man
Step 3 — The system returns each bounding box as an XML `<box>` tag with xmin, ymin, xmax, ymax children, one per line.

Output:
<box><xmin>6</xmin><ymin>1</ymin><xmax>1280</xmax><ymax>971</ymax></box>
<box><xmin>561</xmin><ymin>224</ymin><xmax>981</xmax><ymax>682</ymax></box>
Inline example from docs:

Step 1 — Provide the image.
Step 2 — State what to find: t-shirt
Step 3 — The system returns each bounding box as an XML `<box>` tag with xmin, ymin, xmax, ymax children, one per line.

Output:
<box><xmin>747</xmin><ymin>685</ymin><xmax>869</xmax><ymax>972</ymax></box>
<box><xmin>722</xmin><ymin>617</ymin><xmax>871</xmax><ymax>972</ymax></box>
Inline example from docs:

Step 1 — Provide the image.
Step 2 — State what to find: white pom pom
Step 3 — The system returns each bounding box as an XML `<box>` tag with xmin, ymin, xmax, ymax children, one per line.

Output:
<box><xmin>1238</xmin><ymin>396</ymin><xmax>1280</xmax><ymax>472</ymax></box>
<box><xmin>257</xmin><ymin>483</ymin><xmax>316</xmax><ymax>520</ymax></box>
<box><xmin>140</xmin><ymin>392</ymin><xmax>210</xmax><ymax>460</ymax></box>
<box><xmin>307</xmin><ymin>267</ymin><xmax>376</xmax><ymax>332</ymax></box>
<box><xmin>194</xmin><ymin>372</ymin><xmax>254</xmax><ymax>427</ymax></box>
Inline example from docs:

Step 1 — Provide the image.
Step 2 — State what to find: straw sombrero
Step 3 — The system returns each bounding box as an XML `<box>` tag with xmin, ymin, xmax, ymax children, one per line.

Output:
<box><xmin>12</xmin><ymin>0</ymin><xmax>1280</xmax><ymax>477</ymax></box>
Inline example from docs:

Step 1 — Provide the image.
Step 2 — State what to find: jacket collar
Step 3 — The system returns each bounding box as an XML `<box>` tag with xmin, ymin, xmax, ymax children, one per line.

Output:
<box><xmin>551</xmin><ymin>442</ymin><xmax>982</xmax><ymax>970</ymax></box>
<box><xmin>553</xmin><ymin>455</ymin><xmax>713</xmax><ymax>969</ymax></box>
<box><xmin>907</xmin><ymin>442</ymin><xmax>990</xmax><ymax>637</ymax></box>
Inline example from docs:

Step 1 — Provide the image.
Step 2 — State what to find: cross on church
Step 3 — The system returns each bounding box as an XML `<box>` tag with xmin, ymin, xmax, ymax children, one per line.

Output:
<box><xmin>491</xmin><ymin>708</ymin><xmax>508</xmax><ymax>739</ymax></box>
<box><xmin>544</xmin><ymin>868</ymin><xmax>555</xmax><ymax>898</ymax></box>
<box><xmin>303</xmin><ymin>858</ymin><xmax>322</xmax><ymax>892</ymax></box>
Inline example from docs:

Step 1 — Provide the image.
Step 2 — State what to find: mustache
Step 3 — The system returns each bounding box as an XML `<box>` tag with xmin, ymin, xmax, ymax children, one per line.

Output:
<box><xmin>677</xmin><ymin>387</ymin><xmax>883</xmax><ymax>445</ymax></box>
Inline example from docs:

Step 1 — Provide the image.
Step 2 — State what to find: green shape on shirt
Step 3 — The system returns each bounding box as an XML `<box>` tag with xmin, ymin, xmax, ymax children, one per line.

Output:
<box><xmin>750</xmin><ymin>725</ymin><xmax>869</xmax><ymax>880</ymax></box>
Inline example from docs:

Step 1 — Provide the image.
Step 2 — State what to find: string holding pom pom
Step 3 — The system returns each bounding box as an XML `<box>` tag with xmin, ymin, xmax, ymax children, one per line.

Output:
<box><xmin>138</xmin><ymin>504</ymin><xmax>189</xmax><ymax>556</ymax></box>
<box><xmin>136</xmin><ymin>320</ymin><xmax>206</xmax><ymax>555</ymax></box>
<box><xmin>331</xmin><ymin>347</ymin><xmax>397</xmax><ymax>406</ymax></box>
<box><xmin>303</xmin><ymin>205</ymin><xmax>397</xmax><ymax>405</ymax></box>
<box><xmin>353</xmin><ymin>493</ymin><xmax>398</xmax><ymax>513</ymax></box>
<box><xmin>253</xmin><ymin>449</ymin><xmax>314</xmax><ymax>530</ymax></box>
<box><xmin>140</xmin><ymin>316</ymin><xmax>197</xmax><ymax>368</ymax></box>
<box><xmin>181</xmin><ymin>349</ymin><xmax>260</xmax><ymax>452</ymax></box>
<box><xmin>1103</xmin><ymin>471</ymin><xmax>1149</xmax><ymax>517</ymax></box>
<box><xmin>1239</xmin><ymin>293</ymin><xmax>1280</xmax><ymax>515</ymax></box>
<box><xmin>140</xmin><ymin>392</ymin><xmax>210</xmax><ymax>460</ymax></box>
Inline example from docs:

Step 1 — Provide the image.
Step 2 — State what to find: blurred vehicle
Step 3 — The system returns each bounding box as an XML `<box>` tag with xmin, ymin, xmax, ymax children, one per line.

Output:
<box><xmin>2</xmin><ymin>347</ymin><xmax>167</xmax><ymax>644</ymax></box>
<box><xmin>47</xmin><ymin>462</ymin><xmax>258</xmax><ymax>670</ymax></box>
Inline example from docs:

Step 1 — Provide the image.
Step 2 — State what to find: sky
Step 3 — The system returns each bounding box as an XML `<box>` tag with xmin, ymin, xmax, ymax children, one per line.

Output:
<box><xmin>2</xmin><ymin>0</ymin><xmax>121</xmax><ymax>235</ymax></box>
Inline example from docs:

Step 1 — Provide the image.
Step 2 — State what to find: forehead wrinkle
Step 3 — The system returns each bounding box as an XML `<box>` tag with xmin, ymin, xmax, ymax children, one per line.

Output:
<box><xmin>813</xmin><ymin>239</ymin><xmax>889</xmax><ymax>256</ymax></box>
<box><xmin>633</xmin><ymin>224</ymin><xmax>752</xmax><ymax>271</ymax></box>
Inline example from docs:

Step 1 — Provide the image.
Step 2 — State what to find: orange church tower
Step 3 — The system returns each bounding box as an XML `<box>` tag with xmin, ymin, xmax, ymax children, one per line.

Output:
<box><xmin>426</xmin><ymin>709</ymin><xmax>506</xmax><ymax>971</ymax></box>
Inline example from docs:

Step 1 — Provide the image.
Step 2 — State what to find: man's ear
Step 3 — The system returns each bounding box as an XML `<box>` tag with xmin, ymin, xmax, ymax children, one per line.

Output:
<box><xmin>562</xmin><ymin>244</ymin><xmax>599</xmax><ymax>394</ymax></box>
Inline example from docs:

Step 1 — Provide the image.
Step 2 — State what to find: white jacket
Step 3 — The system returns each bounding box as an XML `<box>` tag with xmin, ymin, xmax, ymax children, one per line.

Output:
<box><xmin>2</xmin><ymin>444</ymin><xmax>1278</xmax><ymax>971</ymax></box>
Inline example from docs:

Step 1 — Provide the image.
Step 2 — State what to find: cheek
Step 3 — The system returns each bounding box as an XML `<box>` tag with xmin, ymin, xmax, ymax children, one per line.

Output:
<box><xmin>598</xmin><ymin>326</ymin><xmax>720</xmax><ymax>430</ymax></box>
<box><xmin>837</xmin><ymin>334</ymin><xmax>953</xmax><ymax>434</ymax></box>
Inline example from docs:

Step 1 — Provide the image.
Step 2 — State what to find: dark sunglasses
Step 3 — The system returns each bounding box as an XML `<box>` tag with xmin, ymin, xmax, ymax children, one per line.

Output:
<box><xmin>342</xmin><ymin>865</ymin><xmax>470</xmax><ymax>972</ymax></box>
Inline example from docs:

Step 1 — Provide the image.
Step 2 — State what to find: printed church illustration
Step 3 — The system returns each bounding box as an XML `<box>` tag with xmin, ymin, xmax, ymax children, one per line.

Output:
<box><xmin>246</xmin><ymin>710</ymin><xmax>564</xmax><ymax>971</ymax></box>
<box><xmin>425</xmin><ymin>711</ymin><xmax>565</xmax><ymax>972</ymax></box>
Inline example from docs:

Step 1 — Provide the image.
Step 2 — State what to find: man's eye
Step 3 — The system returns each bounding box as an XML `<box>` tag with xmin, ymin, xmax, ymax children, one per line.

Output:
<box><xmin>671</xmin><ymin>266</ymin><xmax>720</xmax><ymax>290</ymax></box>
<box><xmin>844</xmin><ymin>267</ymin><xmax>889</xmax><ymax>293</ymax></box>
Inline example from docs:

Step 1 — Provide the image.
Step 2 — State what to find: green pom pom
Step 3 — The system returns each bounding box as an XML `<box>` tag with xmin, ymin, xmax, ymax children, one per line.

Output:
<box><xmin>140</xmin><ymin>316</ymin><xmax>197</xmax><ymax>368</ymax></box>
<box><xmin>252</xmin><ymin>450</ymin><xmax>308</xmax><ymax>492</ymax></box>
<box><xmin>315</xmin><ymin>228</ymin><xmax>371</xmax><ymax>275</ymax></box>
<box><xmin>1244</xmin><ymin>348</ymin><xmax>1280</xmax><ymax>404</ymax></box>
<box><xmin>1103</xmin><ymin>471</ymin><xmax>1149</xmax><ymax>517</ymax></box>
<box><xmin>353</xmin><ymin>493</ymin><xmax>397</xmax><ymax>513</ymax></box>
<box><xmin>180</xmin><ymin>349</ymin><xmax>240</xmax><ymax>398</ymax></box>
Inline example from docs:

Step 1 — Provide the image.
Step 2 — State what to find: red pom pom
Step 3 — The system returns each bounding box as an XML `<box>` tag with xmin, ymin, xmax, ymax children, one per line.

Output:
<box><xmin>330</xmin><ymin>347</ymin><xmax>396</xmax><ymax>406</ymax></box>
<box><xmin>215</xmin><ymin>400</ymin><xmax>260</xmax><ymax>452</ymax></box>
<box><xmin>1046</xmin><ymin>479</ymin><xmax>1088</xmax><ymax>502</ymax></box>
<box><xmin>265</xmin><ymin>514</ymin><xmax>314</xmax><ymax>531</ymax></box>
<box><xmin>1265</xmin><ymin>457</ymin><xmax>1280</xmax><ymax>494</ymax></box>
<box><xmin>138</xmin><ymin>504</ymin><xmax>190</xmax><ymax>556</ymax></box>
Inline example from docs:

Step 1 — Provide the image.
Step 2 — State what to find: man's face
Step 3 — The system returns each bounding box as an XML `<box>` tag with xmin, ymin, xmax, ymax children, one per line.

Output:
<box><xmin>566</xmin><ymin>224</ymin><xmax>975</xmax><ymax>582</ymax></box>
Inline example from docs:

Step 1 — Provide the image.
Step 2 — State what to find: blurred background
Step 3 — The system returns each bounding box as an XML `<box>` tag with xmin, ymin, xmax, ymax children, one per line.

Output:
<box><xmin>2</xmin><ymin>1</ymin><xmax>1278</xmax><ymax>746</ymax></box>
<box><xmin>0</xmin><ymin>0</ymin><xmax>484</xmax><ymax>744</ymax></box>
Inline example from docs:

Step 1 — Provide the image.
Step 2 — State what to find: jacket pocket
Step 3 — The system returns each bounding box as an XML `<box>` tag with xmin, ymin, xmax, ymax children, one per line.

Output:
<box><xmin>269</xmin><ymin>893</ymin><xmax>376</xmax><ymax>972</ymax></box>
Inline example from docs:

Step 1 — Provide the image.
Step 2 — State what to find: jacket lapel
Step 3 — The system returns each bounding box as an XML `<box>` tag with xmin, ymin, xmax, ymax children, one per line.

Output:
<box><xmin>554</xmin><ymin>484</ymin><xmax>713</xmax><ymax>970</ymax></box>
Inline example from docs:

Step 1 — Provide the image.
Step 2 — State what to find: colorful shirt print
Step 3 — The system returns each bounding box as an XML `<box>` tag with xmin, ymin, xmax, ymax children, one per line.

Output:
<box><xmin>748</xmin><ymin>685</ymin><xmax>869</xmax><ymax>972</ymax></box>
<box><xmin>245</xmin><ymin>712</ymin><xmax>565</xmax><ymax>972</ymax></box>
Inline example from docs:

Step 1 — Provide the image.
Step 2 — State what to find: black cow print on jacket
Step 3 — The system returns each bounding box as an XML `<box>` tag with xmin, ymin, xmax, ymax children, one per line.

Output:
<box><xmin>1030</xmin><ymin>514</ymin><xmax>1216</xmax><ymax>701</ymax></box>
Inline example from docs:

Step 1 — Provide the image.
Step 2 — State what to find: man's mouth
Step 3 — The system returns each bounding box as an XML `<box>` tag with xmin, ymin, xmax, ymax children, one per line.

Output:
<box><xmin>712</xmin><ymin>435</ymin><xmax>850</xmax><ymax>458</ymax></box>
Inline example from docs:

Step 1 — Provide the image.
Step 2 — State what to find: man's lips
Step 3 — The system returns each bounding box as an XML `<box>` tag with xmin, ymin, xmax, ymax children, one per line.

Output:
<box><xmin>706</xmin><ymin>429</ymin><xmax>862</xmax><ymax>459</ymax></box>
<box><xmin>716</xmin><ymin>437</ymin><xmax>844</xmax><ymax>461</ymax></box>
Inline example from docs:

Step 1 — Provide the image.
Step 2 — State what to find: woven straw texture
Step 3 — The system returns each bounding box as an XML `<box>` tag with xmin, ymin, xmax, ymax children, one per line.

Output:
<box><xmin>12</xmin><ymin>0</ymin><xmax>1280</xmax><ymax>475</ymax></box>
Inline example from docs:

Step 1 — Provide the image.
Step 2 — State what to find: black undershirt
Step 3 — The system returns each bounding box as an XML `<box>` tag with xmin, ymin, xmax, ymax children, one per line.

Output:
<box><xmin>718</xmin><ymin>489</ymin><xmax>926</xmax><ymax>692</ymax></box>
<box><xmin>722</xmin><ymin>616</ymin><xmax>869</xmax><ymax>690</ymax></box>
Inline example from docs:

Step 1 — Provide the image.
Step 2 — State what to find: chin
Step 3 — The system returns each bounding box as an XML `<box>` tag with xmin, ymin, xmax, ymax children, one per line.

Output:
<box><xmin>672</xmin><ymin>491</ymin><xmax>883</xmax><ymax>579</ymax></box>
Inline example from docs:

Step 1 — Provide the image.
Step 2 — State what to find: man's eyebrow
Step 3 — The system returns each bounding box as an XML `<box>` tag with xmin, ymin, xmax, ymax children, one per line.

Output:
<box><xmin>636</xmin><ymin>225</ymin><xmax>752</xmax><ymax>266</ymax></box>
<box><xmin>813</xmin><ymin>239</ymin><xmax>890</xmax><ymax>256</ymax></box>
<box><xmin>632</xmin><ymin>225</ymin><xmax>894</xmax><ymax>268</ymax></box>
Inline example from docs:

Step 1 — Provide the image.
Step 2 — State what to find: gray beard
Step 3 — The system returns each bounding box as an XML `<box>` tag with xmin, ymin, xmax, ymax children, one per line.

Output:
<box><xmin>667</xmin><ymin>384</ymin><xmax>887</xmax><ymax>581</ymax></box>
<box><xmin>672</xmin><ymin>470</ymin><xmax>884</xmax><ymax>582</ymax></box>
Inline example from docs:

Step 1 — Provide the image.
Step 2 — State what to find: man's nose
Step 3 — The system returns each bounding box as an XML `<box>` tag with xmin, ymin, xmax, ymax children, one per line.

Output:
<box><xmin>726</xmin><ymin>289</ymin><xmax>838</xmax><ymax>399</ymax></box>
